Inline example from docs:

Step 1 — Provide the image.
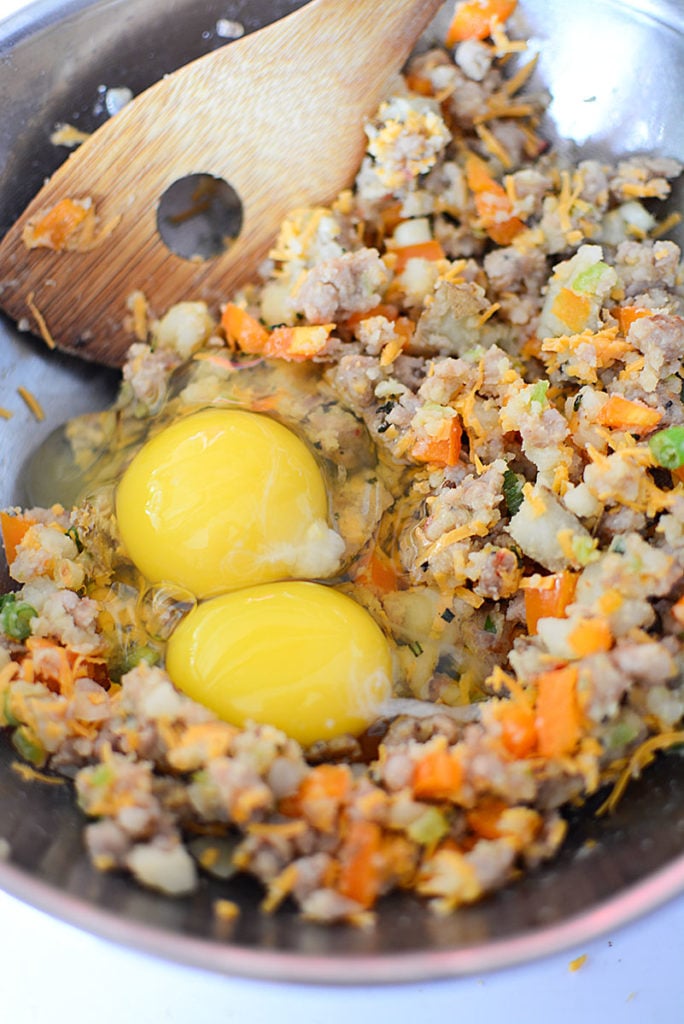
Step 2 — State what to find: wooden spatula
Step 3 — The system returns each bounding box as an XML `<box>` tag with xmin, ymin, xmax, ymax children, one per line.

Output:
<box><xmin>0</xmin><ymin>0</ymin><xmax>444</xmax><ymax>366</ymax></box>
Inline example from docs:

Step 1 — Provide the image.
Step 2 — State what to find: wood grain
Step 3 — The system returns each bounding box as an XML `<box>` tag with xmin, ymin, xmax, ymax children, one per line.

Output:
<box><xmin>0</xmin><ymin>0</ymin><xmax>443</xmax><ymax>366</ymax></box>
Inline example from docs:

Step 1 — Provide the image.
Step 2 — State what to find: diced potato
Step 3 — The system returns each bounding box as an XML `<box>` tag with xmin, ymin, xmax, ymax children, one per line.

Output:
<box><xmin>392</xmin><ymin>217</ymin><xmax>432</xmax><ymax>247</ymax></box>
<box><xmin>153</xmin><ymin>302</ymin><xmax>215</xmax><ymax>358</ymax></box>
<box><xmin>508</xmin><ymin>485</ymin><xmax>593</xmax><ymax>572</ymax></box>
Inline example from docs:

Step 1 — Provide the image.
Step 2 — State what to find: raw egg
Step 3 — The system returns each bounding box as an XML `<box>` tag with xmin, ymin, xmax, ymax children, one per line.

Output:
<box><xmin>115</xmin><ymin>408</ymin><xmax>344</xmax><ymax>598</ymax></box>
<box><xmin>165</xmin><ymin>580</ymin><xmax>393</xmax><ymax>746</ymax></box>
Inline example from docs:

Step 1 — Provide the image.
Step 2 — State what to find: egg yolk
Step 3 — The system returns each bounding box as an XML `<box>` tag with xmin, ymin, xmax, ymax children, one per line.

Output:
<box><xmin>165</xmin><ymin>581</ymin><xmax>393</xmax><ymax>746</ymax></box>
<box><xmin>115</xmin><ymin>408</ymin><xmax>344</xmax><ymax>598</ymax></box>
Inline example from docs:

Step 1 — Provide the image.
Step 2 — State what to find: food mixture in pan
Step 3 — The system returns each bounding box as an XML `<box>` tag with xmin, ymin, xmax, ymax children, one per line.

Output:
<box><xmin>3</xmin><ymin>0</ymin><xmax>684</xmax><ymax>923</ymax></box>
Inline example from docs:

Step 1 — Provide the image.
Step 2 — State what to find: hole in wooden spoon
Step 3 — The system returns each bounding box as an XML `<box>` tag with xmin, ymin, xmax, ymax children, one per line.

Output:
<box><xmin>156</xmin><ymin>173</ymin><xmax>243</xmax><ymax>260</ymax></box>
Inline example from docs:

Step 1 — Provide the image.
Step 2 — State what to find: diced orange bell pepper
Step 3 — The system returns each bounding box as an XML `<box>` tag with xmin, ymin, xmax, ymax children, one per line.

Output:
<box><xmin>473</xmin><ymin>191</ymin><xmax>525</xmax><ymax>245</ymax></box>
<box><xmin>337</xmin><ymin>819</ymin><xmax>384</xmax><ymax>908</ymax></box>
<box><xmin>567</xmin><ymin>617</ymin><xmax>613</xmax><ymax>657</ymax></box>
<box><xmin>220</xmin><ymin>302</ymin><xmax>269</xmax><ymax>353</ymax></box>
<box><xmin>404</xmin><ymin>72</ymin><xmax>435</xmax><ymax>97</ymax></box>
<box><xmin>465</xmin><ymin>153</ymin><xmax>525</xmax><ymax>245</ymax></box>
<box><xmin>355</xmin><ymin>549</ymin><xmax>400</xmax><ymax>594</ymax></box>
<box><xmin>295</xmin><ymin>764</ymin><xmax>351</xmax><ymax>833</ymax></box>
<box><xmin>411</xmin><ymin>416</ymin><xmax>462</xmax><ymax>467</ymax></box>
<box><xmin>265</xmin><ymin>324</ymin><xmax>334</xmax><ymax>361</ymax></box>
<box><xmin>524</xmin><ymin>571</ymin><xmax>577</xmax><ymax>635</ymax></box>
<box><xmin>446</xmin><ymin>0</ymin><xmax>517</xmax><ymax>45</ymax></box>
<box><xmin>466</xmin><ymin>798</ymin><xmax>508</xmax><ymax>839</ymax></box>
<box><xmin>498</xmin><ymin>701</ymin><xmax>537</xmax><ymax>758</ymax></box>
<box><xmin>551</xmin><ymin>288</ymin><xmax>592</xmax><ymax>334</ymax></box>
<box><xmin>535</xmin><ymin>664</ymin><xmax>581</xmax><ymax>758</ymax></box>
<box><xmin>344</xmin><ymin>303</ymin><xmax>400</xmax><ymax>328</ymax></box>
<box><xmin>464</xmin><ymin>152</ymin><xmax>497</xmax><ymax>193</ymax></box>
<box><xmin>595</xmin><ymin>394</ymin><xmax>662</xmax><ymax>435</ymax></box>
<box><xmin>612</xmin><ymin>305</ymin><xmax>650</xmax><ymax>334</ymax></box>
<box><xmin>393</xmin><ymin>239</ymin><xmax>446</xmax><ymax>274</ymax></box>
<box><xmin>413</xmin><ymin>741</ymin><xmax>464</xmax><ymax>800</ymax></box>
<box><xmin>0</xmin><ymin>512</ymin><xmax>34</xmax><ymax>565</ymax></box>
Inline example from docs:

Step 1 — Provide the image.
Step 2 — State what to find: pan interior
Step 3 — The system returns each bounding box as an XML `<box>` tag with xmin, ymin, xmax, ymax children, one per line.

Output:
<box><xmin>1</xmin><ymin>0</ymin><xmax>684</xmax><ymax>981</ymax></box>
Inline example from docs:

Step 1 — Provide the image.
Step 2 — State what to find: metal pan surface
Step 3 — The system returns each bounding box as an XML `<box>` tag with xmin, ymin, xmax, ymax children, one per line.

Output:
<box><xmin>1</xmin><ymin>0</ymin><xmax>684</xmax><ymax>984</ymax></box>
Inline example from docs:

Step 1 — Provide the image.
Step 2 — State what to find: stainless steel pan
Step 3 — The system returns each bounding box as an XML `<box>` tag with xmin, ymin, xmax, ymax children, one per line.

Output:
<box><xmin>1</xmin><ymin>0</ymin><xmax>684</xmax><ymax>984</ymax></box>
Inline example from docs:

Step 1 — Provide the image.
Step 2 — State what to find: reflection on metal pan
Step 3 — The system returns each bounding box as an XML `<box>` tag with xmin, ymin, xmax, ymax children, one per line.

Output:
<box><xmin>0</xmin><ymin>0</ymin><xmax>683</xmax><ymax>983</ymax></box>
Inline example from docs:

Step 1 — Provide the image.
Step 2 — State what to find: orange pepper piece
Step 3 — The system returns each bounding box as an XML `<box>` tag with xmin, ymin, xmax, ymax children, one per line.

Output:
<box><xmin>393</xmin><ymin>239</ymin><xmax>445</xmax><ymax>274</ymax></box>
<box><xmin>524</xmin><ymin>571</ymin><xmax>577</xmax><ymax>635</ymax></box>
<box><xmin>265</xmin><ymin>324</ymin><xmax>334</xmax><ymax>361</ymax></box>
<box><xmin>612</xmin><ymin>305</ymin><xmax>650</xmax><ymax>334</ymax></box>
<box><xmin>535</xmin><ymin>665</ymin><xmax>581</xmax><ymax>758</ymax></box>
<box><xmin>466</xmin><ymin>798</ymin><xmax>509</xmax><ymax>839</ymax></box>
<box><xmin>498</xmin><ymin>701</ymin><xmax>537</xmax><ymax>758</ymax></box>
<box><xmin>220</xmin><ymin>303</ymin><xmax>269</xmax><ymax>354</ymax></box>
<box><xmin>413</xmin><ymin>741</ymin><xmax>464</xmax><ymax>800</ymax></box>
<box><xmin>567</xmin><ymin>617</ymin><xmax>613</xmax><ymax>657</ymax></box>
<box><xmin>411</xmin><ymin>416</ymin><xmax>463</xmax><ymax>467</ymax></box>
<box><xmin>355</xmin><ymin>549</ymin><xmax>400</xmax><ymax>594</ymax></box>
<box><xmin>296</xmin><ymin>764</ymin><xmax>351</xmax><ymax>833</ymax></box>
<box><xmin>446</xmin><ymin>0</ymin><xmax>517</xmax><ymax>45</ymax></box>
<box><xmin>0</xmin><ymin>512</ymin><xmax>34</xmax><ymax>565</ymax></box>
<box><xmin>551</xmin><ymin>288</ymin><xmax>592</xmax><ymax>334</ymax></box>
<box><xmin>596</xmin><ymin>394</ymin><xmax>662</xmax><ymax>435</ymax></box>
<box><xmin>337</xmin><ymin>819</ymin><xmax>384</xmax><ymax>909</ymax></box>
<box><xmin>465</xmin><ymin>153</ymin><xmax>525</xmax><ymax>245</ymax></box>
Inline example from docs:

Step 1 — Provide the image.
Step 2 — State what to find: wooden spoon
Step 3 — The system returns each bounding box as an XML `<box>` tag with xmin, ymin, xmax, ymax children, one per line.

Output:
<box><xmin>0</xmin><ymin>0</ymin><xmax>444</xmax><ymax>366</ymax></box>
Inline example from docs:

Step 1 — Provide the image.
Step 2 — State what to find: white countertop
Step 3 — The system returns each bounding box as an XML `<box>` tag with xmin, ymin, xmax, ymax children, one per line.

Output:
<box><xmin>1</xmin><ymin>0</ymin><xmax>684</xmax><ymax>1019</ymax></box>
<box><xmin>2</xmin><ymin>885</ymin><xmax>684</xmax><ymax>1022</ymax></box>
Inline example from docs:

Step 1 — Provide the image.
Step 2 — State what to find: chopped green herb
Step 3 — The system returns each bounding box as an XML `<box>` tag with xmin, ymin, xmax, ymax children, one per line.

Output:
<box><xmin>12</xmin><ymin>725</ymin><xmax>46</xmax><ymax>768</ymax></box>
<box><xmin>503</xmin><ymin>468</ymin><xmax>524</xmax><ymax>516</ymax></box>
<box><xmin>66</xmin><ymin>525</ymin><xmax>83</xmax><ymax>552</ymax></box>
<box><xmin>483</xmin><ymin>614</ymin><xmax>497</xmax><ymax>634</ymax></box>
<box><xmin>124</xmin><ymin>645</ymin><xmax>160</xmax><ymax>671</ymax></box>
<box><xmin>441</xmin><ymin>608</ymin><xmax>455</xmax><ymax>623</ymax></box>
<box><xmin>2</xmin><ymin>690</ymin><xmax>21</xmax><ymax>728</ymax></box>
<box><xmin>648</xmin><ymin>425</ymin><xmax>684</xmax><ymax>470</ymax></box>
<box><xmin>463</xmin><ymin>344</ymin><xmax>485</xmax><ymax>363</ymax></box>
<box><xmin>407</xmin><ymin>640</ymin><xmax>423</xmax><ymax>657</ymax></box>
<box><xmin>571</xmin><ymin>260</ymin><xmax>610</xmax><ymax>294</ymax></box>
<box><xmin>407</xmin><ymin>807</ymin><xmax>449</xmax><ymax>846</ymax></box>
<box><xmin>111</xmin><ymin>643</ymin><xmax>161</xmax><ymax>680</ymax></box>
<box><xmin>573</xmin><ymin>393</ymin><xmax>583</xmax><ymax>411</ymax></box>
<box><xmin>572</xmin><ymin>534</ymin><xmax>600</xmax><ymax>566</ymax></box>
<box><xmin>88</xmin><ymin>763</ymin><xmax>114</xmax><ymax>788</ymax></box>
<box><xmin>606</xmin><ymin>721</ymin><xmax>640</xmax><ymax>751</ymax></box>
<box><xmin>528</xmin><ymin>380</ymin><xmax>549</xmax><ymax>407</ymax></box>
<box><xmin>0</xmin><ymin>595</ymin><xmax>37</xmax><ymax>641</ymax></box>
<box><xmin>510</xmin><ymin>543</ymin><xmax>524</xmax><ymax>567</ymax></box>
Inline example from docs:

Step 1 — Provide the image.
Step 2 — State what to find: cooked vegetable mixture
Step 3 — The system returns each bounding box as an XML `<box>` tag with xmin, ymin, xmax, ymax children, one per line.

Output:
<box><xmin>4</xmin><ymin>1</ymin><xmax>684</xmax><ymax>923</ymax></box>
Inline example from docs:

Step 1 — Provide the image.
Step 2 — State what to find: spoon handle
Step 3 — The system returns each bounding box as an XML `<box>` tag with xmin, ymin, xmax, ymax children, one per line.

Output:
<box><xmin>0</xmin><ymin>0</ymin><xmax>445</xmax><ymax>365</ymax></box>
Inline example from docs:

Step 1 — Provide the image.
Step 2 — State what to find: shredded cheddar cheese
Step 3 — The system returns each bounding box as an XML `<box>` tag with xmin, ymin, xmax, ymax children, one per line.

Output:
<box><xmin>16</xmin><ymin>386</ymin><xmax>44</xmax><ymax>421</ymax></box>
<box><xmin>598</xmin><ymin>731</ymin><xmax>684</xmax><ymax>815</ymax></box>
<box><xmin>25</xmin><ymin>292</ymin><xmax>56</xmax><ymax>350</ymax></box>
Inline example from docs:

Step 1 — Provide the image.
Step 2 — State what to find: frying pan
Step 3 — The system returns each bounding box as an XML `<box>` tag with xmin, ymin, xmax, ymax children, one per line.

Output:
<box><xmin>1</xmin><ymin>0</ymin><xmax>684</xmax><ymax>984</ymax></box>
